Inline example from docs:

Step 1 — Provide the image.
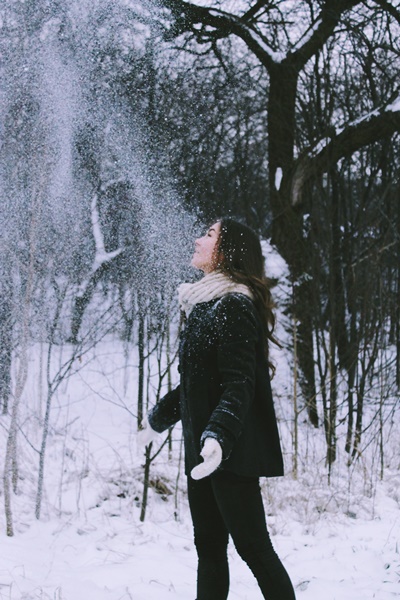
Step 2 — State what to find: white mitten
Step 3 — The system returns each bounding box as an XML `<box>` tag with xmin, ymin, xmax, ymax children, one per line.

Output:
<box><xmin>137</xmin><ymin>417</ymin><xmax>159</xmax><ymax>451</ymax></box>
<box><xmin>190</xmin><ymin>438</ymin><xmax>223</xmax><ymax>480</ymax></box>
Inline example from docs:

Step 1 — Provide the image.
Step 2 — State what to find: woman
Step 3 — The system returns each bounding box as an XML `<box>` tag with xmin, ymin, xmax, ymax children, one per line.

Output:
<box><xmin>139</xmin><ymin>218</ymin><xmax>296</xmax><ymax>600</ymax></box>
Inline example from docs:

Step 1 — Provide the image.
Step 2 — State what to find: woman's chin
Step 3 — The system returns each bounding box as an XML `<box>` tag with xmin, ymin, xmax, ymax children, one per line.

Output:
<box><xmin>191</xmin><ymin>257</ymin><xmax>202</xmax><ymax>270</ymax></box>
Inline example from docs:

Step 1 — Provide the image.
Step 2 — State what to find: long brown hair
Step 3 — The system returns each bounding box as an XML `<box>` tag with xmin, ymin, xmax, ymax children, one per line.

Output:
<box><xmin>216</xmin><ymin>218</ymin><xmax>280</xmax><ymax>374</ymax></box>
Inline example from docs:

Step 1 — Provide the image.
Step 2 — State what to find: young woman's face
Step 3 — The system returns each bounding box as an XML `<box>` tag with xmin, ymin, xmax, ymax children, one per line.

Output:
<box><xmin>191</xmin><ymin>221</ymin><xmax>221</xmax><ymax>273</ymax></box>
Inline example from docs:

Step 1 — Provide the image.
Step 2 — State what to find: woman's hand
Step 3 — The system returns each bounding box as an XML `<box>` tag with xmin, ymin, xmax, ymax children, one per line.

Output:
<box><xmin>190</xmin><ymin>438</ymin><xmax>222</xmax><ymax>480</ymax></box>
<box><xmin>137</xmin><ymin>417</ymin><xmax>159</xmax><ymax>451</ymax></box>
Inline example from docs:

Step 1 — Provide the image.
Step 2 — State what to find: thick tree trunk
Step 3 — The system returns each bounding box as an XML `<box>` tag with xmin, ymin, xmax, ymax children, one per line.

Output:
<box><xmin>268</xmin><ymin>63</ymin><xmax>300</xmax><ymax>258</ymax></box>
<box><xmin>268</xmin><ymin>64</ymin><xmax>318</xmax><ymax>426</ymax></box>
<box><xmin>268</xmin><ymin>64</ymin><xmax>297</xmax><ymax>185</ymax></box>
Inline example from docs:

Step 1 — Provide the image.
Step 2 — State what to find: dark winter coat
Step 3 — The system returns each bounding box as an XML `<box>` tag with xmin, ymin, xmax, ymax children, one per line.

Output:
<box><xmin>148</xmin><ymin>293</ymin><xmax>284</xmax><ymax>478</ymax></box>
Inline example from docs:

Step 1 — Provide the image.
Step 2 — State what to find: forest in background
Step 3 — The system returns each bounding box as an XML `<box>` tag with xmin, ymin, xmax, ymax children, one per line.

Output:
<box><xmin>0</xmin><ymin>0</ymin><xmax>399</xmax><ymax>537</ymax></box>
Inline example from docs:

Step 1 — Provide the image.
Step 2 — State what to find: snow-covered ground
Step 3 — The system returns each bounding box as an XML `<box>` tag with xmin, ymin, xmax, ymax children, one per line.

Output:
<box><xmin>0</xmin><ymin>337</ymin><xmax>399</xmax><ymax>600</ymax></box>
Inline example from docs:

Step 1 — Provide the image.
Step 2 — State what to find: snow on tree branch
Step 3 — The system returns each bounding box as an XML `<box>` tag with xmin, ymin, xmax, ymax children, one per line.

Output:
<box><xmin>90</xmin><ymin>194</ymin><xmax>122</xmax><ymax>271</ymax></box>
<box><xmin>289</xmin><ymin>18</ymin><xmax>323</xmax><ymax>55</ymax></box>
<box><xmin>286</xmin><ymin>0</ymin><xmax>363</xmax><ymax>68</ymax></box>
<box><xmin>290</xmin><ymin>95</ymin><xmax>400</xmax><ymax>206</ymax></box>
<box><xmin>240</xmin><ymin>24</ymin><xmax>286</xmax><ymax>64</ymax></box>
<box><xmin>387</xmin><ymin>97</ymin><xmax>400</xmax><ymax>112</ymax></box>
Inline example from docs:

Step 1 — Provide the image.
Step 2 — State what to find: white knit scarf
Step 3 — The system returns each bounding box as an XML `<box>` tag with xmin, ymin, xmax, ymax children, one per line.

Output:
<box><xmin>178</xmin><ymin>271</ymin><xmax>254</xmax><ymax>317</ymax></box>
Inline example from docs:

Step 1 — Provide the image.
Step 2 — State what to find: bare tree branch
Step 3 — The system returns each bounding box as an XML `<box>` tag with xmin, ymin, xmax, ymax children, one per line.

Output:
<box><xmin>242</xmin><ymin>1</ymin><xmax>273</xmax><ymax>23</ymax></box>
<box><xmin>158</xmin><ymin>0</ymin><xmax>366</xmax><ymax>72</ymax></box>
<box><xmin>160</xmin><ymin>0</ymin><xmax>280</xmax><ymax>69</ymax></box>
<box><xmin>370</xmin><ymin>0</ymin><xmax>400</xmax><ymax>25</ymax></box>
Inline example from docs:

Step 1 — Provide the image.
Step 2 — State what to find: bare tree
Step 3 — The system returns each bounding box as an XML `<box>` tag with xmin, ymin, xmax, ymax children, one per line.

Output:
<box><xmin>3</xmin><ymin>190</ymin><xmax>41</xmax><ymax>536</ymax></box>
<box><xmin>35</xmin><ymin>281</ymin><xmax>121</xmax><ymax>520</ymax></box>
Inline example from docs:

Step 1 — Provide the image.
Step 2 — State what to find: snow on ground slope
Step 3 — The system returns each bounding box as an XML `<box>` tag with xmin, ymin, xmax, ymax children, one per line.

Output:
<box><xmin>0</xmin><ymin>335</ymin><xmax>399</xmax><ymax>599</ymax></box>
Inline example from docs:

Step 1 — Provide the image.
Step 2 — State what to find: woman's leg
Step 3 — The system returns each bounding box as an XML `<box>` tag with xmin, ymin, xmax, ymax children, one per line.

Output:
<box><xmin>187</xmin><ymin>476</ymin><xmax>230</xmax><ymax>600</ymax></box>
<box><xmin>211</xmin><ymin>471</ymin><xmax>296</xmax><ymax>600</ymax></box>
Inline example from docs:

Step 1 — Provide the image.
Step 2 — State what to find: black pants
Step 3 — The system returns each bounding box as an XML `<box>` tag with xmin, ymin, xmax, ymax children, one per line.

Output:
<box><xmin>187</xmin><ymin>471</ymin><xmax>296</xmax><ymax>600</ymax></box>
